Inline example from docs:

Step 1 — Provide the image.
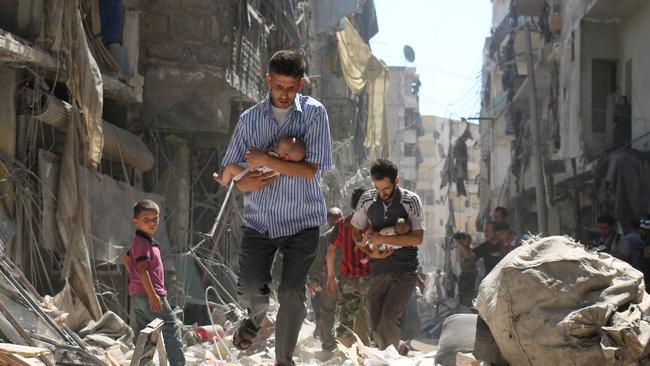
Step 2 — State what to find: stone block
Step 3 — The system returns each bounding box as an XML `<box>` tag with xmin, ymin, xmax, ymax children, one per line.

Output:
<box><xmin>141</xmin><ymin>12</ymin><xmax>169</xmax><ymax>40</ymax></box>
<box><xmin>144</xmin><ymin>67</ymin><xmax>231</xmax><ymax>133</ymax></box>
<box><xmin>171</xmin><ymin>13</ymin><xmax>210</xmax><ymax>42</ymax></box>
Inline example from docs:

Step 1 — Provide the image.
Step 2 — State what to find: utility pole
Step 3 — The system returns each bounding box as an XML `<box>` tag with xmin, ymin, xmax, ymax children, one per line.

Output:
<box><xmin>524</xmin><ymin>23</ymin><xmax>548</xmax><ymax>234</ymax></box>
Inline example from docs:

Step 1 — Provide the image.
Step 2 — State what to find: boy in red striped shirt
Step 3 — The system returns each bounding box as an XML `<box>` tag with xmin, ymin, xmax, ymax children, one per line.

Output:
<box><xmin>325</xmin><ymin>187</ymin><xmax>372</xmax><ymax>346</ymax></box>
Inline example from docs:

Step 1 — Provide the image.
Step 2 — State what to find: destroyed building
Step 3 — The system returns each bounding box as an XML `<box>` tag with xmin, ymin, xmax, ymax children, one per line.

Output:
<box><xmin>417</xmin><ymin>116</ymin><xmax>480</xmax><ymax>272</ymax></box>
<box><xmin>479</xmin><ymin>0</ymin><xmax>650</xmax><ymax>237</ymax></box>
<box><xmin>0</xmin><ymin>0</ymin><xmax>386</xmax><ymax>360</ymax></box>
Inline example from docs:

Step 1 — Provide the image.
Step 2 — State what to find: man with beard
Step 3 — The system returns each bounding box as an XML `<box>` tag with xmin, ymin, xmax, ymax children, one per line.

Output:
<box><xmin>472</xmin><ymin>221</ymin><xmax>503</xmax><ymax>274</ymax></box>
<box><xmin>220</xmin><ymin>50</ymin><xmax>332</xmax><ymax>366</ymax></box>
<box><xmin>351</xmin><ymin>159</ymin><xmax>425</xmax><ymax>356</ymax></box>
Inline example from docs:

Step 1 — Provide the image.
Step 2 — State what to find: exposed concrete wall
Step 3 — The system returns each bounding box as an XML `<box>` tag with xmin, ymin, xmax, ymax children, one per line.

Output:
<box><xmin>418</xmin><ymin>116</ymin><xmax>481</xmax><ymax>270</ymax></box>
<box><xmin>141</xmin><ymin>0</ymin><xmax>259</xmax><ymax>134</ymax></box>
<box><xmin>387</xmin><ymin>67</ymin><xmax>420</xmax><ymax>188</ymax></box>
<box><xmin>154</xmin><ymin>136</ymin><xmax>190</xmax><ymax>251</ymax></box>
<box><xmin>0</xmin><ymin>0</ymin><xmax>44</xmax><ymax>41</ymax></box>
<box><xmin>623</xmin><ymin>1</ymin><xmax>650</xmax><ymax>150</ymax></box>
<box><xmin>492</xmin><ymin>0</ymin><xmax>513</xmax><ymax>28</ymax></box>
<box><xmin>144</xmin><ymin>67</ymin><xmax>232</xmax><ymax>133</ymax></box>
<box><xmin>558</xmin><ymin>0</ymin><xmax>589</xmax><ymax>159</ymax></box>
<box><xmin>580</xmin><ymin>21</ymin><xmax>619</xmax><ymax>158</ymax></box>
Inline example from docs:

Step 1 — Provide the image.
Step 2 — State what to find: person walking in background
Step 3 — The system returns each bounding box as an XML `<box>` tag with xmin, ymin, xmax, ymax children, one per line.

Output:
<box><xmin>616</xmin><ymin>219</ymin><xmax>645</xmax><ymax>269</ymax></box>
<box><xmin>473</xmin><ymin>221</ymin><xmax>504</xmax><ymax>274</ymax></box>
<box><xmin>592</xmin><ymin>214</ymin><xmax>621</xmax><ymax>253</ymax></box>
<box><xmin>453</xmin><ymin>232</ymin><xmax>477</xmax><ymax>309</ymax></box>
<box><xmin>307</xmin><ymin>207</ymin><xmax>342</xmax><ymax>352</ymax></box>
<box><xmin>325</xmin><ymin>187</ymin><xmax>372</xmax><ymax>347</ymax></box>
<box><xmin>494</xmin><ymin>221</ymin><xmax>521</xmax><ymax>256</ymax></box>
<box><xmin>492</xmin><ymin>207</ymin><xmax>508</xmax><ymax>222</ymax></box>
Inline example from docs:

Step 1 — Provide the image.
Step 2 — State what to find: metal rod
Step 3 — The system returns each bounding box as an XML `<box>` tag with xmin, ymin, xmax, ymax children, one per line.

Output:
<box><xmin>0</xmin><ymin>300</ymin><xmax>55</xmax><ymax>366</ymax></box>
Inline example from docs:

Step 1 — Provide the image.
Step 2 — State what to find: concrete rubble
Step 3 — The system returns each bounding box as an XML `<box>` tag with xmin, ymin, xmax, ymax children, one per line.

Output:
<box><xmin>0</xmin><ymin>261</ymin><xmax>436</xmax><ymax>365</ymax></box>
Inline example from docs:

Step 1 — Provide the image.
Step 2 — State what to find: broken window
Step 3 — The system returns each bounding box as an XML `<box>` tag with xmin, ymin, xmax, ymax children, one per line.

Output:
<box><xmin>591</xmin><ymin>59</ymin><xmax>617</xmax><ymax>133</ymax></box>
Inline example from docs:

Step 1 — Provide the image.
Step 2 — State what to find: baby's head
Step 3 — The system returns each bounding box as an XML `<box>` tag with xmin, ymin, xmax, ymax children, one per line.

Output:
<box><xmin>274</xmin><ymin>137</ymin><xmax>306</xmax><ymax>161</ymax></box>
<box><xmin>394</xmin><ymin>218</ymin><xmax>411</xmax><ymax>235</ymax></box>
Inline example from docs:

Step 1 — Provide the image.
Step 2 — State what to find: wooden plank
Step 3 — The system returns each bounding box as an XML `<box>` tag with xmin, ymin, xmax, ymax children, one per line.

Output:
<box><xmin>0</xmin><ymin>31</ymin><xmax>56</xmax><ymax>68</ymax></box>
<box><xmin>0</xmin><ymin>30</ymin><xmax>141</xmax><ymax>103</ymax></box>
<box><xmin>130</xmin><ymin>318</ymin><xmax>167</xmax><ymax>366</ymax></box>
<box><xmin>0</xmin><ymin>343</ymin><xmax>50</xmax><ymax>356</ymax></box>
<box><xmin>0</xmin><ymin>302</ymin><xmax>54</xmax><ymax>366</ymax></box>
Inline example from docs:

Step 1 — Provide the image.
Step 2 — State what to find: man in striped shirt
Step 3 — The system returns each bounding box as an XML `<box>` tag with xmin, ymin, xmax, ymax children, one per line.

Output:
<box><xmin>220</xmin><ymin>50</ymin><xmax>332</xmax><ymax>366</ymax></box>
<box><xmin>326</xmin><ymin>187</ymin><xmax>372</xmax><ymax>347</ymax></box>
<box><xmin>351</xmin><ymin>159</ymin><xmax>425</xmax><ymax>356</ymax></box>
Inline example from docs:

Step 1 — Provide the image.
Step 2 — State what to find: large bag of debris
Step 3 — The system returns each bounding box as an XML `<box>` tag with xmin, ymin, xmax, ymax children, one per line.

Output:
<box><xmin>475</xmin><ymin>235</ymin><xmax>650</xmax><ymax>366</ymax></box>
<box><xmin>435</xmin><ymin>313</ymin><xmax>506</xmax><ymax>366</ymax></box>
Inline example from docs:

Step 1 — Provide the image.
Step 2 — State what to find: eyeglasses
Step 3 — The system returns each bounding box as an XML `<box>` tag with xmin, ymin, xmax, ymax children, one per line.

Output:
<box><xmin>143</xmin><ymin>216</ymin><xmax>160</xmax><ymax>224</ymax></box>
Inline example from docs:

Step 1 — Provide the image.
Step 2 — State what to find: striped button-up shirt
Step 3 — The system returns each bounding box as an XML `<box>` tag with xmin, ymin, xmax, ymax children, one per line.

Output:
<box><xmin>222</xmin><ymin>93</ymin><xmax>333</xmax><ymax>238</ymax></box>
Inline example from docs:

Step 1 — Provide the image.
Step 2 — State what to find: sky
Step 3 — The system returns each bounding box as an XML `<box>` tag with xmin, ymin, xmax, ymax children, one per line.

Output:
<box><xmin>369</xmin><ymin>0</ymin><xmax>492</xmax><ymax>120</ymax></box>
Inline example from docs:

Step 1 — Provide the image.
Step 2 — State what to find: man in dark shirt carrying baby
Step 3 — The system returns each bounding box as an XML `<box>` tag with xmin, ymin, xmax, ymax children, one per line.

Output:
<box><xmin>351</xmin><ymin>159</ymin><xmax>425</xmax><ymax>356</ymax></box>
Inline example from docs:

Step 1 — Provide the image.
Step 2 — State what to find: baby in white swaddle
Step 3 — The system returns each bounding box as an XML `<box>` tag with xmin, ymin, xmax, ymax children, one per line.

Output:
<box><xmin>366</xmin><ymin>218</ymin><xmax>412</xmax><ymax>252</ymax></box>
<box><xmin>212</xmin><ymin>136</ymin><xmax>306</xmax><ymax>187</ymax></box>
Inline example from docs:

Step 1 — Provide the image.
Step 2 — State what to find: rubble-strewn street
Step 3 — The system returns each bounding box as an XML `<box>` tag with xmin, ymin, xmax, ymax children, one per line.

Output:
<box><xmin>2</xmin><ymin>0</ymin><xmax>650</xmax><ymax>365</ymax></box>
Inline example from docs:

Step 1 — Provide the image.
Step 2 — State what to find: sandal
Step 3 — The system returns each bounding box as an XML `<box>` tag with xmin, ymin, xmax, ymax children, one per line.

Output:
<box><xmin>398</xmin><ymin>341</ymin><xmax>409</xmax><ymax>356</ymax></box>
<box><xmin>233</xmin><ymin>319</ymin><xmax>260</xmax><ymax>350</ymax></box>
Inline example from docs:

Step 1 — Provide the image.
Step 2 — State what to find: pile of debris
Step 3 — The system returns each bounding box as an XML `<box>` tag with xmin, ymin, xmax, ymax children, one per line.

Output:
<box><xmin>437</xmin><ymin>235</ymin><xmax>650</xmax><ymax>366</ymax></box>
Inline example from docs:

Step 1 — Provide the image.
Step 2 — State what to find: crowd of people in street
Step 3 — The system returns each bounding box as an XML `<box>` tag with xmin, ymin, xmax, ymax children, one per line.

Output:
<box><xmin>587</xmin><ymin>214</ymin><xmax>650</xmax><ymax>284</ymax></box>
<box><xmin>211</xmin><ymin>50</ymin><xmax>426</xmax><ymax>364</ymax></box>
<box><xmin>452</xmin><ymin>207</ymin><xmax>522</xmax><ymax>309</ymax></box>
<box><xmin>452</xmin><ymin>206</ymin><xmax>650</xmax><ymax>314</ymax></box>
<box><xmin>118</xmin><ymin>48</ymin><xmax>650</xmax><ymax>366</ymax></box>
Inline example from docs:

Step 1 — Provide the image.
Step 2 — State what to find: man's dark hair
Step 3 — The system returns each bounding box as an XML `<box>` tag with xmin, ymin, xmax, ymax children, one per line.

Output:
<box><xmin>134</xmin><ymin>199</ymin><xmax>160</xmax><ymax>218</ymax></box>
<box><xmin>620</xmin><ymin>95</ymin><xmax>629</xmax><ymax>105</ymax></box>
<box><xmin>269</xmin><ymin>50</ymin><xmax>306</xmax><ymax>78</ymax></box>
<box><xmin>370</xmin><ymin>159</ymin><xmax>398</xmax><ymax>182</ymax></box>
<box><xmin>494</xmin><ymin>206</ymin><xmax>508</xmax><ymax>218</ymax></box>
<box><xmin>597</xmin><ymin>214</ymin><xmax>617</xmax><ymax>227</ymax></box>
<box><xmin>494</xmin><ymin>221</ymin><xmax>511</xmax><ymax>233</ymax></box>
<box><xmin>351</xmin><ymin>187</ymin><xmax>367</xmax><ymax>210</ymax></box>
<box><xmin>453</xmin><ymin>232</ymin><xmax>472</xmax><ymax>243</ymax></box>
<box><xmin>327</xmin><ymin>207</ymin><xmax>343</xmax><ymax>220</ymax></box>
<box><xmin>485</xmin><ymin>221</ymin><xmax>496</xmax><ymax>230</ymax></box>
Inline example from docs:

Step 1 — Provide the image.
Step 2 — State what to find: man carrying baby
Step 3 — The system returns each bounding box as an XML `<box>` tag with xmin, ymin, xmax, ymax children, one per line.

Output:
<box><xmin>351</xmin><ymin>159</ymin><xmax>425</xmax><ymax>356</ymax></box>
<box><xmin>219</xmin><ymin>49</ymin><xmax>332</xmax><ymax>366</ymax></box>
<box><xmin>214</xmin><ymin>136</ymin><xmax>306</xmax><ymax>186</ymax></box>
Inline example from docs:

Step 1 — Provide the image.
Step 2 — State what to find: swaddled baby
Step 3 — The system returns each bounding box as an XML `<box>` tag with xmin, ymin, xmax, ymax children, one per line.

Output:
<box><xmin>366</xmin><ymin>218</ymin><xmax>411</xmax><ymax>252</ymax></box>
<box><xmin>213</xmin><ymin>136</ymin><xmax>306</xmax><ymax>187</ymax></box>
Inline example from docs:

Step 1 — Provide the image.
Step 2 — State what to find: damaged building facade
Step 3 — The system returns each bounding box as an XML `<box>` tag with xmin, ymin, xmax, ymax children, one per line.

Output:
<box><xmin>479</xmin><ymin>0</ymin><xmax>650</xmax><ymax>237</ymax></box>
<box><xmin>418</xmin><ymin>116</ymin><xmax>480</xmax><ymax>272</ymax></box>
<box><xmin>0</xmin><ymin>0</ymin><xmax>385</xmax><ymax>361</ymax></box>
